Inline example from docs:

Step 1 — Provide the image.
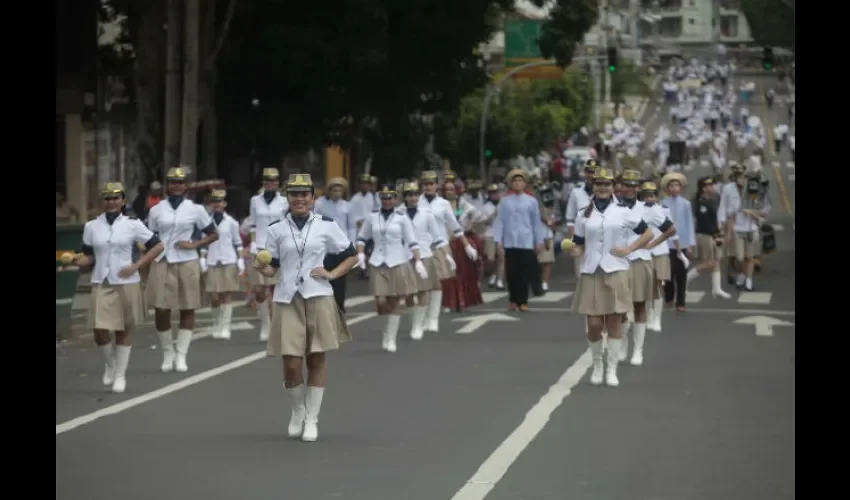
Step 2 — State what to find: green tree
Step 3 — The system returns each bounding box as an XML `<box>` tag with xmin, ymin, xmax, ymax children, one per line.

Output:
<box><xmin>741</xmin><ymin>0</ymin><xmax>795</xmax><ymax>49</ymax></box>
<box><xmin>610</xmin><ymin>59</ymin><xmax>651</xmax><ymax>109</ymax></box>
<box><xmin>529</xmin><ymin>0</ymin><xmax>599</xmax><ymax>67</ymax></box>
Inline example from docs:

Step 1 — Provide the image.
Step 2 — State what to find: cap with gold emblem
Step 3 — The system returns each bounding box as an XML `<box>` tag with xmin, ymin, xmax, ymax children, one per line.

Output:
<box><xmin>487</xmin><ymin>183</ymin><xmax>500</xmax><ymax>192</ymax></box>
<box><xmin>467</xmin><ymin>179</ymin><xmax>483</xmax><ymax>190</ymax></box>
<box><xmin>210</xmin><ymin>189</ymin><xmax>227</xmax><ymax>201</ymax></box>
<box><xmin>639</xmin><ymin>181</ymin><xmax>658</xmax><ymax>193</ymax></box>
<box><xmin>444</xmin><ymin>171</ymin><xmax>457</xmax><ymax>182</ymax></box>
<box><xmin>285</xmin><ymin>173</ymin><xmax>314</xmax><ymax>192</ymax></box>
<box><xmin>358</xmin><ymin>173</ymin><xmax>372</xmax><ymax>183</ymax></box>
<box><xmin>101</xmin><ymin>182</ymin><xmax>125</xmax><ymax>198</ymax></box>
<box><xmin>327</xmin><ymin>177</ymin><xmax>349</xmax><ymax>191</ymax></box>
<box><xmin>262</xmin><ymin>168</ymin><xmax>280</xmax><ymax>181</ymax></box>
<box><xmin>166</xmin><ymin>167</ymin><xmax>187</xmax><ymax>181</ymax></box>
<box><xmin>420</xmin><ymin>170</ymin><xmax>439</xmax><ymax>182</ymax></box>
<box><xmin>584</xmin><ymin>159</ymin><xmax>599</xmax><ymax>173</ymax></box>
<box><xmin>593</xmin><ymin>168</ymin><xmax>615</xmax><ymax>182</ymax></box>
<box><xmin>621</xmin><ymin>169</ymin><xmax>642</xmax><ymax>186</ymax></box>
<box><xmin>378</xmin><ymin>185</ymin><xmax>397</xmax><ymax>199</ymax></box>
<box><xmin>402</xmin><ymin>181</ymin><xmax>420</xmax><ymax>194</ymax></box>
<box><xmin>370</xmin><ymin>176</ymin><xmax>379</xmax><ymax>184</ymax></box>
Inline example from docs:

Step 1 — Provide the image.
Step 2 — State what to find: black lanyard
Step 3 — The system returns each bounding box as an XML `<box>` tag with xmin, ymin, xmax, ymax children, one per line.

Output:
<box><xmin>287</xmin><ymin>216</ymin><xmax>314</xmax><ymax>285</ymax></box>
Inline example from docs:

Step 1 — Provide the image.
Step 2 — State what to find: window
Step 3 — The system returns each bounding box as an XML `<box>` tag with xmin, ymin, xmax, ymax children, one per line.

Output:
<box><xmin>718</xmin><ymin>0</ymin><xmax>741</xmax><ymax>9</ymax></box>
<box><xmin>658</xmin><ymin>17</ymin><xmax>683</xmax><ymax>37</ymax></box>
<box><xmin>688</xmin><ymin>18</ymin><xmax>695</xmax><ymax>25</ymax></box>
<box><xmin>720</xmin><ymin>15</ymin><xmax>739</xmax><ymax>37</ymax></box>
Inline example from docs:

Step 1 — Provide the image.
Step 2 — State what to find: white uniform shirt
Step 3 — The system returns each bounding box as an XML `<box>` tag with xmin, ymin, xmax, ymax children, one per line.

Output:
<box><xmin>147</xmin><ymin>199</ymin><xmax>213</xmax><ymax>263</ymax></box>
<box><xmin>574</xmin><ymin>200</ymin><xmax>645</xmax><ymax>274</ymax></box>
<box><xmin>404</xmin><ymin>207</ymin><xmax>443</xmax><ymax>259</ymax></box>
<box><xmin>622</xmin><ymin>201</ymin><xmax>667</xmax><ymax>262</ymax></box>
<box><xmin>565</xmin><ymin>184</ymin><xmax>593</xmax><ymax>228</ymax></box>
<box><xmin>205</xmin><ymin>213</ymin><xmax>243</xmax><ymax>266</ymax></box>
<box><xmin>357</xmin><ymin>208</ymin><xmax>420</xmax><ymax>267</ymax></box>
<box><xmin>350</xmin><ymin>191</ymin><xmax>378</xmax><ymax>223</ymax></box>
<box><xmin>717</xmin><ymin>182</ymin><xmax>740</xmax><ymax>225</ymax></box>
<box><xmin>250</xmin><ymin>192</ymin><xmax>289</xmax><ymax>251</ymax></box>
<box><xmin>267</xmin><ymin>213</ymin><xmax>353</xmax><ymax>304</ymax></box>
<box><xmin>480</xmin><ymin>201</ymin><xmax>499</xmax><ymax>239</ymax></box>
<box><xmin>649</xmin><ymin>205</ymin><xmax>676</xmax><ymax>257</ymax></box>
<box><xmin>418</xmin><ymin>194</ymin><xmax>463</xmax><ymax>242</ymax></box>
<box><xmin>83</xmin><ymin>213</ymin><xmax>155</xmax><ymax>285</ymax></box>
<box><xmin>728</xmin><ymin>191</ymin><xmax>771</xmax><ymax>233</ymax></box>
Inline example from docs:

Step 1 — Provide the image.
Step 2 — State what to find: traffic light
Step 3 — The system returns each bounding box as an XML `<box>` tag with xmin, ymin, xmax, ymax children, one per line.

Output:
<box><xmin>484</xmin><ymin>148</ymin><xmax>493</xmax><ymax>159</ymax></box>
<box><xmin>607</xmin><ymin>47</ymin><xmax>618</xmax><ymax>72</ymax></box>
<box><xmin>762</xmin><ymin>46</ymin><xmax>774</xmax><ymax>70</ymax></box>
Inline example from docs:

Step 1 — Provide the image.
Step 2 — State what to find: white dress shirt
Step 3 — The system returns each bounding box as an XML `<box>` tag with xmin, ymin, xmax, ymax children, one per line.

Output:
<box><xmin>357</xmin><ymin>208</ymin><xmax>419</xmax><ymax>268</ymax></box>
<box><xmin>83</xmin><ymin>213</ymin><xmax>156</xmax><ymax>285</ymax></box>
<box><xmin>575</xmin><ymin>200</ymin><xmax>646</xmax><ymax>274</ymax></box>
<box><xmin>147</xmin><ymin>199</ymin><xmax>213</xmax><ymax>263</ymax></box>
<box><xmin>205</xmin><ymin>212</ymin><xmax>243</xmax><ymax>266</ymax></box>
<box><xmin>250</xmin><ymin>192</ymin><xmax>289</xmax><ymax>251</ymax></box>
<box><xmin>404</xmin><ymin>207</ymin><xmax>443</xmax><ymax>259</ymax></box>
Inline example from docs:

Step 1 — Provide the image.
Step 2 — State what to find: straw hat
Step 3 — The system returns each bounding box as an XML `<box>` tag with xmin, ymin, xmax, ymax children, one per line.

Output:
<box><xmin>660</xmin><ymin>172</ymin><xmax>687</xmax><ymax>191</ymax></box>
<box><xmin>506</xmin><ymin>168</ymin><xmax>527</xmax><ymax>183</ymax></box>
<box><xmin>327</xmin><ymin>177</ymin><xmax>349</xmax><ymax>191</ymax></box>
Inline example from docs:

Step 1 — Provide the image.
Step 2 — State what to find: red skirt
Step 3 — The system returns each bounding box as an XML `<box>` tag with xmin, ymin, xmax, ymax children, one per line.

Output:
<box><xmin>441</xmin><ymin>233</ymin><xmax>484</xmax><ymax>311</ymax></box>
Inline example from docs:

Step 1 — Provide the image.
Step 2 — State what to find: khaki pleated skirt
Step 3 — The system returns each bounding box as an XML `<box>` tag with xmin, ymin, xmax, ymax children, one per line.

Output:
<box><xmin>267</xmin><ymin>294</ymin><xmax>351</xmax><ymax>357</ymax></box>
<box><xmin>146</xmin><ymin>259</ymin><xmax>203</xmax><ymax>310</ymax></box>
<box><xmin>432</xmin><ymin>246</ymin><xmax>456</xmax><ymax>280</ymax></box>
<box><xmin>369</xmin><ymin>263</ymin><xmax>418</xmax><ymax>297</ymax></box>
<box><xmin>248</xmin><ymin>262</ymin><xmax>277</xmax><ymax>287</ymax></box>
<box><xmin>413</xmin><ymin>257</ymin><xmax>442</xmax><ymax>292</ymax></box>
<box><xmin>628</xmin><ymin>259</ymin><xmax>656</xmax><ymax>303</ymax></box>
<box><xmin>483</xmin><ymin>238</ymin><xmax>497</xmax><ymax>261</ymax></box>
<box><xmin>696</xmin><ymin>234</ymin><xmax>720</xmax><ymax>261</ymax></box>
<box><xmin>538</xmin><ymin>241</ymin><xmax>556</xmax><ymax>264</ymax></box>
<box><xmin>205</xmin><ymin>264</ymin><xmax>241</xmax><ymax>293</ymax></box>
<box><xmin>89</xmin><ymin>282</ymin><xmax>146</xmax><ymax>331</ymax></box>
<box><xmin>653</xmin><ymin>254</ymin><xmax>671</xmax><ymax>281</ymax></box>
<box><xmin>572</xmin><ymin>268</ymin><xmax>632</xmax><ymax>316</ymax></box>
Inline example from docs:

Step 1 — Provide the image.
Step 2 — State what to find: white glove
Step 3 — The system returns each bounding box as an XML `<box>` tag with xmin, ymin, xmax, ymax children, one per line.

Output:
<box><xmin>414</xmin><ymin>260</ymin><xmax>428</xmax><ymax>279</ymax></box>
<box><xmin>249</xmin><ymin>241</ymin><xmax>258</xmax><ymax>255</ymax></box>
<box><xmin>357</xmin><ymin>252</ymin><xmax>367</xmax><ymax>270</ymax></box>
<box><xmin>199</xmin><ymin>258</ymin><xmax>208</xmax><ymax>273</ymax></box>
<box><xmin>445</xmin><ymin>253</ymin><xmax>457</xmax><ymax>271</ymax></box>
<box><xmin>237</xmin><ymin>258</ymin><xmax>246</xmax><ymax>274</ymax></box>
<box><xmin>464</xmin><ymin>244</ymin><xmax>479</xmax><ymax>261</ymax></box>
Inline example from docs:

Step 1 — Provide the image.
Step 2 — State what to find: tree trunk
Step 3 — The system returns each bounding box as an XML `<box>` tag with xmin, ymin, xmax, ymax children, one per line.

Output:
<box><xmin>200</xmin><ymin>79</ymin><xmax>218</xmax><ymax>179</ymax></box>
<box><xmin>164</xmin><ymin>0</ymin><xmax>182</xmax><ymax>176</ymax></box>
<box><xmin>179</xmin><ymin>0</ymin><xmax>201</xmax><ymax>177</ymax></box>
<box><xmin>133</xmin><ymin>1</ymin><xmax>166</xmax><ymax>186</ymax></box>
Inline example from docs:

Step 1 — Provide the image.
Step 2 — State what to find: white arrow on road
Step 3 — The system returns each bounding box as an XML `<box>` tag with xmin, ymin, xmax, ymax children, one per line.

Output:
<box><xmin>453</xmin><ymin>313</ymin><xmax>518</xmax><ymax>335</ymax></box>
<box><xmin>734</xmin><ymin>316</ymin><xmax>794</xmax><ymax>337</ymax></box>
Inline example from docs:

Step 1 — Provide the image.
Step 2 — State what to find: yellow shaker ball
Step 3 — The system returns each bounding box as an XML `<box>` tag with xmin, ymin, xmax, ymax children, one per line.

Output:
<box><xmin>255</xmin><ymin>249</ymin><xmax>273</xmax><ymax>265</ymax></box>
<box><xmin>59</xmin><ymin>252</ymin><xmax>76</xmax><ymax>265</ymax></box>
<box><xmin>560</xmin><ymin>239</ymin><xmax>576</xmax><ymax>253</ymax></box>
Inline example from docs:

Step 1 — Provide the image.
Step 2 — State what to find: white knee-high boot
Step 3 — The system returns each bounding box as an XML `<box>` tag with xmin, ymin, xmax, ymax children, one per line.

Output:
<box><xmin>605</xmin><ymin>338</ymin><xmax>622</xmax><ymax>387</ymax></box>
<box><xmin>649</xmin><ymin>298</ymin><xmax>664</xmax><ymax>332</ymax></box>
<box><xmin>112</xmin><ymin>345</ymin><xmax>132</xmax><ymax>393</ymax></box>
<box><xmin>157</xmin><ymin>330</ymin><xmax>175</xmax><ymax>373</ymax></box>
<box><xmin>285</xmin><ymin>383</ymin><xmax>306</xmax><ymax>438</ymax></box>
<box><xmin>382</xmin><ymin>314</ymin><xmax>401</xmax><ymax>352</ymax></box>
<box><xmin>620</xmin><ymin>313</ymin><xmax>633</xmax><ymax>362</ymax></box>
<box><xmin>425</xmin><ymin>291</ymin><xmax>442</xmax><ymax>332</ymax></box>
<box><xmin>301</xmin><ymin>386</ymin><xmax>325</xmax><ymax>442</ymax></box>
<box><xmin>100</xmin><ymin>343</ymin><xmax>116</xmax><ymax>386</ymax></box>
<box><xmin>220</xmin><ymin>303</ymin><xmax>234</xmax><ymax>340</ymax></box>
<box><xmin>174</xmin><ymin>329</ymin><xmax>193</xmax><ymax>373</ymax></box>
<box><xmin>210</xmin><ymin>306</ymin><xmax>222</xmax><ymax>339</ymax></box>
<box><xmin>258</xmin><ymin>300</ymin><xmax>270</xmax><ymax>341</ymax></box>
<box><xmin>589</xmin><ymin>340</ymin><xmax>605</xmax><ymax>385</ymax></box>
<box><xmin>630</xmin><ymin>323</ymin><xmax>647</xmax><ymax>366</ymax></box>
<box><xmin>410</xmin><ymin>305</ymin><xmax>427</xmax><ymax>340</ymax></box>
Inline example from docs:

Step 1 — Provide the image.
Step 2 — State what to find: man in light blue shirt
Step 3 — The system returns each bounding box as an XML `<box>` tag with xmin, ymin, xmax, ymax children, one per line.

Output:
<box><xmin>313</xmin><ymin>177</ymin><xmax>357</xmax><ymax>310</ymax></box>
<box><xmin>660</xmin><ymin>173</ymin><xmax>696</xmax><ymax>310</ymax></box>
<box><xmin>492</xmin><ymin>169</ymin><xmax>546</xmax><ymax>311</ymax></box>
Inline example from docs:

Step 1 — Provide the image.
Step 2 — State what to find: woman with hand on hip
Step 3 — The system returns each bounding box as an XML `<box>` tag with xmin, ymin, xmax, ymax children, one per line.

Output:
<box><xmin>400</xmin><ymin>182</ymin><xmax>444</xmax><ymax>340</ymax></box>
<box><xmin>199</xmin><ymin>190</ymin><xmax>246</xmax><ymax>340</ymax></box>
<box><xmin>68</xmin><ymin>182</ymin><xmax>164</xmax><ymax>393</ymax></box>
<box><xmin>146</xmin><ymin>167</ymin><xmax>219</xmax><ymax>373</ymax></box>
<box><xmin>256</xmin><ymin>174</ymin><xmax>358</xmax><ymax>442</ymax></box>
<box><xmin>571</xmin><ymin>168</ymin><xmax>653</xmax><ymax>387</ymax></box>
<box><xmin>356</xmin><ymin>186</ymin><xmax>426</xmax><ymax>353</ymax></box>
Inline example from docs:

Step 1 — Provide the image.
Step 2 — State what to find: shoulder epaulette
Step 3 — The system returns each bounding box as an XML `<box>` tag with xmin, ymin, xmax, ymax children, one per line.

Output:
<box><xmin>268</xmin><ymin>220</ymin><xmax>281</xmax><ymax>227</ymax></box>
<box><xmin>321</xmin><ymin>215</ymin><xmax>334</xmax><ymax>222</ymax></box>
<box><xmin>371</xmin><ymin>209</ymin><xmax>379</xmax><ymax>213</ymax></box>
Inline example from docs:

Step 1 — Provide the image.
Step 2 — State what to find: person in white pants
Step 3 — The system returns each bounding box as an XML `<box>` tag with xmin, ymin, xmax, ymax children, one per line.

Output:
<box><xmin>199</xmin><ymin>190</ymin><xmax>246</xmax><ymax>340</ymax></box>
<box><xmin>68</xmin><ymin>182</ymin><xmax>164</xmax><ymax>392</ymax></box>
<box><xmin>356</xmin><ymin>186</ymin><xmax>426</xmax><ymax>352</ymax></box>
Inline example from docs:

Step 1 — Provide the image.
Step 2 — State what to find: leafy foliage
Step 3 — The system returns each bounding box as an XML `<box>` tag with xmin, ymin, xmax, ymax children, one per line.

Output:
<box><xmin>529</xmin><ymin>0</ymin><xmax>599</xmax><ymax>67</ymax></box>
<box><xmin>740</xmin><ymin>0</ymin><xmax>795</xmax><ymax>49</ymax></box>
<box><xmin>610</xmin><ymin>59</ymin><xmax>651</xmax><ymax>105</ymax></box>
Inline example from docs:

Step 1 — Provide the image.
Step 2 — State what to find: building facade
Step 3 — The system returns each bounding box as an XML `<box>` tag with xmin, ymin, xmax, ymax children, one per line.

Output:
<box><xmin>638</xmin><ymin>0</ymin><xmax>752</xmax><ymax>45</ymax></box>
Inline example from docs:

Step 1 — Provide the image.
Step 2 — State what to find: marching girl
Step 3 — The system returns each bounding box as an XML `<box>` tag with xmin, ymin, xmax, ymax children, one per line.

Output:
<box><xmin>356</xmin><ymin>186</ymin><xmax>428</xmax><ymax>353</ymax></box>
<box><xmin>536</xmin><ymin>183</ymin><xmax>559</xmax><ymax>291</ymax></box>
<box><xmin>480</xmin><ymin>184</ymin><xmax>504</xmax><ymax>290</ymax></box>
<box><xmin>255</xmin><ymin>173</ymin><xmax>358</xmax><ymax>442</ymax></box>
<box><xmin>639</xmin><ymin>182</ymin><xmax>679</xmax><ymax>333</ymax></box>
<box><xmin>199</xmin><ymin>190</ymin><xmax>246</xmax><ymax>340</ymax></box>
<box><xmin>565</xmin><ymin>160</ymin><xmax>599</xmax><ymax>278</ymax></box>
<box><xmin>441</xmin><ymin>180</ymin><xmax>484</xmax><ymax>312</ymax></box>
<box><xmin>570</xmin><ymin>168</ymin><xmax>654</xmax><ymax>387</ymax></box>
<box><xmin>617</xmin><ymin>171</ymin><xmax>677</xmax><ymax>366</ymax></box>
<box><xmin>146</xmin><ymin>167</ymin><xmax>219</xmax><ymax>373</ymax></box>
<box><xmin>418</xmin><ymin>170</ymin><xmax>478</xmax><ymax>332</ymax></box>
<box><xmin>687</xmin><ymin>177</ymin><xmax>732</xmax><ymax>298</ymax></box>
<box><xmin>249</xmin><ymin>168</ymin><xmax>289</xmax><ymax>341</ymax></box>
<box><xmin>400</xmin><ymin>182</ymin><xmax>445</xmax><ymax>340</ymax></box>
<box><xmin>69</xmin><ymin>182</ymin><xmax>164</xmax><ymax>393</ymax></box>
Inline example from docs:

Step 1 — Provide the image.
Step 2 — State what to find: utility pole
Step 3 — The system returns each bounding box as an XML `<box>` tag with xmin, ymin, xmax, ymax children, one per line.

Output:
<box><xmin>601</xmin><ymin>1</ymin><xmax>612</xmax><ymax>105</ymax></box>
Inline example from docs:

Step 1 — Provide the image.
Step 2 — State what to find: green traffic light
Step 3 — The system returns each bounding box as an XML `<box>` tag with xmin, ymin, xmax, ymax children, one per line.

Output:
<box><xmin>484</xmin><ymin>149</ymin><xmax>492</xmax><ymax>158</ymax></box>
<box><xmin>764</xmin><ymin>63</ymin><xmax>772</xmax><ymax>69</ymax></box>
<box><xmin>608</xmin><ymin>65</ymin><xmax>616</xmax><ymax>72</ymax></box>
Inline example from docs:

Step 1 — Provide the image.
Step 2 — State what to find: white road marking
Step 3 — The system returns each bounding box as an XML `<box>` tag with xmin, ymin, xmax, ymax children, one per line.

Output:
<box><xmin>481</xmin><ymin>291</ymin><xmax>508</xmax><ymax>303</ymax></box>
<box><xmin>467</xmin><ymin>307</ymin><xmax>795</xmax><ymax>316</ymax></box>
<box><xmin>451</xmin><ymin>350</ymin><xmax>593</xmax><ymax>500</ymax></box>
<box><xmin>684</xmin><ymin>163</ymin><xmax>695</xmax><ymax>172</ymax></box>
<box><xmin>55</xmin><ymin>312</ymin><xmax>378</xmax><ymax>435</ymax></box>
<box><xmin>787</xmin><ymin>174</ymin><xmax>795</xmax><ymax>182</ymax></box>
<box><xmin>786</xmin><ymin>162</ymin><xmax>795</xmax><ymax>169</ymax></box>
<box><xmin>344</xmin><ymin>296</ymin><xmax>374</xmax><ymax>308</ymax></box>
<box><xmin>530</xmin><ymin>292</ymin><xmax>572</xmax><ymax>303</ymax></box>
<box><xmin>737</xmin><ymin>292</ymin><xmax>773</xmax><ymax>305</ymax></box>
<box><xmin>686</xmin><ymin>291</ymin><xmax>705</xmax><ymax>303</ymax></box>
<box><xmin>772</xmin><ymin>224</ymin><xmax>784</xmax><ymax>232</ymax></box>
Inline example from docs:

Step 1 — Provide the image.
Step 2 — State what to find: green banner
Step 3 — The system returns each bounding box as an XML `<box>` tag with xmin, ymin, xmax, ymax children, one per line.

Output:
<box><xmin>504</xmin><ymin>19</ymin><xmax>546</xmax><ymax>67</ymax></box>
